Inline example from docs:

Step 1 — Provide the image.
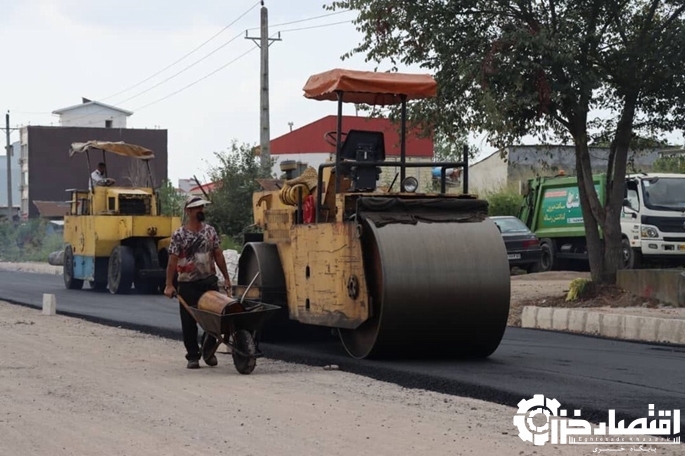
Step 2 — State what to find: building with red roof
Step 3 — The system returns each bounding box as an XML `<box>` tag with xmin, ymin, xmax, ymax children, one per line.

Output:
<box><xmin>269</xmin><ymin>114</ymin><xmax>435</xmax><ymax>190</ymax></box>
<box><xmin>181</xmin><ymin>115</ymin><xmax>437</xmax><ymax>194</ymax></box>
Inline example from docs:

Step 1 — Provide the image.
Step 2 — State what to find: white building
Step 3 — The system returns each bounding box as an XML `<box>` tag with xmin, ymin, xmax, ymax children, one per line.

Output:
<box><xmin>51</xmin><ymin>97</ymin><xmax>133</xmax><ymax>129</ymax></box>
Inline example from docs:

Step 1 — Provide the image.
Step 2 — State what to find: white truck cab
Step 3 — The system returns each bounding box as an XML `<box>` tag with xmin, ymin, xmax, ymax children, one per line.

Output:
<box><xmin>621</xmin><ymin>173</ymin><xmax>685</xmax><ymax>267</ymax></box>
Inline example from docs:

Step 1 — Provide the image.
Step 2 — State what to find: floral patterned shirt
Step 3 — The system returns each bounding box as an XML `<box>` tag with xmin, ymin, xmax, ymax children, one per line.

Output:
<box><xmin>168</xmin><ymin>224</ymin><xmax>220</xmax><ymax>282</ymax></box>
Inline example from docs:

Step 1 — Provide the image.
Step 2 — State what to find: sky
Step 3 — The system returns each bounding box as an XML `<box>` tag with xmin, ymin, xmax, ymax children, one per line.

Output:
<box><xmin>2</xmin><ymin>0</ymin><xmax>683</xmax><ymax>186</ymax></box>
<box><xmin>2</xmin><ymin>0</ymin><xmax>434</xmax><ymax>185</ymax></box>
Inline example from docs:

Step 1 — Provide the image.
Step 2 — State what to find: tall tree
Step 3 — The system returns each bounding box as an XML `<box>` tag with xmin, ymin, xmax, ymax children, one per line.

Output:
<box><xmin>205</xmin><ymin>140</ymin><xmax>273</xmax><ymax>240</ymax></box>
<box><xmin>325</xmin><ymin>0</ymin><xmax>685</xmax><ymax>283</ymax></box>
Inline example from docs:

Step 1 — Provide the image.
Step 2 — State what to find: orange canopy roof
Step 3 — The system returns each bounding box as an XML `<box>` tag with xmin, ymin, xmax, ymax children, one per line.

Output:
<box><xmin>302</xmin><ymin>68</ymin><xmax>437</xmax><ymax>105</ymax></box>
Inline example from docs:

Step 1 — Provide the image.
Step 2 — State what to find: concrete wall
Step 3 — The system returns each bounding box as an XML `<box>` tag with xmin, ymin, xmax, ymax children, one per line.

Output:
<box><xmin>617</xmin><ymin>269</ymin><xmax>685</xmax><ymax>307</ymax></box>
<box><xmin>470</xmin><ymin>145</ymin><xmax>663</xmax><ymax>195</ymax></box>
<box><xmin>58</xmin><ymin>105</ymin><xmax>128</xmax><ymax>128</ymax></box>
<box><xmin>468</xmin><ymin>151</ymin><xmax>509</xmax><ymax>194</ymax></box>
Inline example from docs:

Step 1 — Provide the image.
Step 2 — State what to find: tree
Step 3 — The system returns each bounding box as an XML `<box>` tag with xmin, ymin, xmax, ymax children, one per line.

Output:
<box><xmin>205</xmin><ymin>140</ymin><xmax>273</xmax><ymax>241</ymax></box>
<box><xmin>157</xmin><ymin>179</ymin><xmax>185</xmax><ymax>216</ymax></box>
<box><xmin>324</xmin><ymin>0</ymin><xmax>685</xmax><ymax>284</ymax></box>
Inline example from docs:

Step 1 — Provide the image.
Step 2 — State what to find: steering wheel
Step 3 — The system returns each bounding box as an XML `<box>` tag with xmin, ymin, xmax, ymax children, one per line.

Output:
<box><xmin>324</xmin><ymin>131</ymin><xmax>347</xmax><ymax>147</ymax></box>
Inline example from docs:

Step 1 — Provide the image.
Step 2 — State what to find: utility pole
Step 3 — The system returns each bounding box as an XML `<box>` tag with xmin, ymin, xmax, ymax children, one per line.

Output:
<box><xmin>245</xmin><ymin>1</ymin><xmax>281</xmax><ymax>173</ymax></box>
<box><xmin>5</xmin><ymin>112</ymin><xmax>12</xmax><ymax>221</ymax></box>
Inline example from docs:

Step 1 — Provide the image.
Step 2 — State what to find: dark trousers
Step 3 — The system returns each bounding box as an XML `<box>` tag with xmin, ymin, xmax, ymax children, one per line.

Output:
<box><xmin>178</xmin><ymin>276</ymin><xmax>219</xmax><ymax>361</ymax></box>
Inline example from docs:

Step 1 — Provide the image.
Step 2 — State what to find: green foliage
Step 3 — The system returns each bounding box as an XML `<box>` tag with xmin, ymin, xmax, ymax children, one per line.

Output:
<box><xmin>433</xmin><ymin>132</ymin><xmax>479</xmax><ymax>162</ymax></box>
<box><xmin>653</xmin><ymin>155</ymin><xmax>685</xmax><ymax>173</ymax></box>
<box><xmin>325</xmin><ymin>0</ymin><xmax>685</xmax><ymax>145</ymax></box>
<box><xmin>204</xmin><ymin>140</ymin><xmax>272</xmax><ymax>242</ymax></box>
<box><xmin>157</xmin><ymin>179</ymin><xmax>185</xmax><ymax>216</ymax></box>
<box><xmin>485</xmin><ymin>190</ymin><xmax>524</xmax><ymax>217</ymax></box>
<box><xmin>0</xmin><ymin>219</ymin><xmax>64</xmax><ymax>262</ymax></box>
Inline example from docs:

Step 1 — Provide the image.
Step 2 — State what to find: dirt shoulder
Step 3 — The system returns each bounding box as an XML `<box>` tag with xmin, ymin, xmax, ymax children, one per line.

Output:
<box><xmin>508</xmin><ymin>271</ymin><xmax>682</xmax><ymax>326</ymax></box>
<box><xmin>1</xmin><ymin>299</ymin><xmax>621</xmax><ymax>456</ymax></box>
<box><xmin>509</xmin><ymin>271</ymin><xmax>589</xmax><ymax>325</ymax></box>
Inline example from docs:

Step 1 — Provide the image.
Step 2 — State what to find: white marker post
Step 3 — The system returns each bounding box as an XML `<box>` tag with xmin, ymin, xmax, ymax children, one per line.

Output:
<box><xmin>42</xmin><ymin>293</ymin><xmax>56</xmax><ymax>316</ymax></box>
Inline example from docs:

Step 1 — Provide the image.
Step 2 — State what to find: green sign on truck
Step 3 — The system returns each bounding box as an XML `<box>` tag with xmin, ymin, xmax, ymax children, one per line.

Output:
<box><xmin>538</xmin><ymin>185</ymin><xmax>600</xmax><ymax>228</ymax></box>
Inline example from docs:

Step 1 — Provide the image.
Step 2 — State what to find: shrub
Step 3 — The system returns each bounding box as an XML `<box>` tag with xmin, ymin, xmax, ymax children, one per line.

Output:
<box><xmin>0</xmin><ymin>219</ymin><xmax>64</xmax><ymax>262</ymax></box>
<box><xmin>483</xmin><ymin>189</ymin><xmax>524</xmax><ymax>217</ymax></box>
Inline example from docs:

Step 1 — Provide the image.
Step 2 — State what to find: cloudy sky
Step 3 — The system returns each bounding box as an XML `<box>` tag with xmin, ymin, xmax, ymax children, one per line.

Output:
<box><xmin>3</xmin><ymin>0</ymin><xmax>682</xmax><ymax>185</ymax></box>
<box><xmin>3</xmin><ymin>0</ymin><xmax>436</xmax><ymax>184</ymax></box>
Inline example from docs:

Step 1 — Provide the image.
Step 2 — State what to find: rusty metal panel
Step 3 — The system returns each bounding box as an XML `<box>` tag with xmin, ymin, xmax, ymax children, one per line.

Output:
<box><xmin>264</xmin><ymin>209</ymin><xmax>292</xmax><ymax>243</ymax></box>
<box><xmin>289</xmin><ymin>222</ymin><xmax>370</xmax><ymax>329</ymax></box>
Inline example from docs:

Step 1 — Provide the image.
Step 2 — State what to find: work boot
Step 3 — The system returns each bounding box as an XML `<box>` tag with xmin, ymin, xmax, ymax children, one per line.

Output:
<box><xmin>187</xmin><ymin>359</ymin><xmax>200</xmax><ymax>369</ymax></box>
<box><xmin>203</xmin><ymin>355</ymin><xmax>218</xmax><ymax>367</ymax></box>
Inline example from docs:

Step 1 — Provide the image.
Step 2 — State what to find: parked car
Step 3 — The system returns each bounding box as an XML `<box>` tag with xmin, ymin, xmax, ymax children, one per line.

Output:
<box><xmin>490</xmin><ymin>216</ymin><xmax>542</xmax><ymax>273</ymax></box>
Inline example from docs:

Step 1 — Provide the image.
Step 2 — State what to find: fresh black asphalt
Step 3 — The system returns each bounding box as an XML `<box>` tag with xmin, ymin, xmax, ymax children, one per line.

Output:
<box><xmin>1</xmin><ymin>270</ymin><xmax>683</xmax><ymax>432</ymax></box>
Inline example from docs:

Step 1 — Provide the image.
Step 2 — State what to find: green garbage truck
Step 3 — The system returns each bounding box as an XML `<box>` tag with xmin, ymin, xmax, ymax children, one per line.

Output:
<box><xmin>518</xmin><ymin>172</ymin><xmax>685</xmax><ymax>271</ymax></box>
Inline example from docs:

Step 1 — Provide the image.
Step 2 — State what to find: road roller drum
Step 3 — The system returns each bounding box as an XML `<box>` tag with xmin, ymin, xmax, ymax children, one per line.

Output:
<box><xmin>338</xmin><ymin>215</ymin><xmax>510</xmax><ymax>359</ymax></box>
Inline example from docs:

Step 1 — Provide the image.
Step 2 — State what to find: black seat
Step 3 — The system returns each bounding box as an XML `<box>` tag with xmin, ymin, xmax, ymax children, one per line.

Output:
<box><xmin>338</xmin><ymin>130</ymin><xmax>386</xmax><ymax>191</ymax></box>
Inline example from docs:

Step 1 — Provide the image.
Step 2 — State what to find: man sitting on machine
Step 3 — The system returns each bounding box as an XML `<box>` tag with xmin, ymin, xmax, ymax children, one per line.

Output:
<box><xmin>89</xmin><ymin>162</ymin><xmax>116</xmax><ymax>190</ymax></box>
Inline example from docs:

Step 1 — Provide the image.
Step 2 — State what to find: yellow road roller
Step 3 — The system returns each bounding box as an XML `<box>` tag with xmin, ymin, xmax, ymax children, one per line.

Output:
<box><xmin>234</xmin><ymin>68</ymin><xmax>511</xmax><ymax>359</ymax></box>
<box><xmin>62</xmin><ymin>141</ymin><xmax>181</xmax><ymax>294</ymax></box>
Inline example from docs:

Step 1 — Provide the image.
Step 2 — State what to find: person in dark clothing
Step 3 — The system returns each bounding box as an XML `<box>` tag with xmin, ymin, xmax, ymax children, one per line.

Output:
<box><xmin>164</xmin><ymin>195</ymin><xmax>232</xmax><ymax>369</ymax></box>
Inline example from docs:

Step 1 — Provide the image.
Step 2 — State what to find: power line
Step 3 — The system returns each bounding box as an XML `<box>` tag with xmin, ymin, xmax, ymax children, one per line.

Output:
<box><xmin>131</xmin><ymin>45</ymin><xmax>259</xmax><ymax>112</ymax></box>
<box><xmin>274</xmin><ymin>20</ymin><xmax>353</xmax><ymax>33</ymax></box>
<box><xmin>245</xmin><ymin>9</ymin><xmax>352</xmax><ymax>30</ymax></box>
<box><xmin>98</xmin><ymin>0</ymin><xmax>261</xmax><ymax>103</ymax></box>
<box><xmin>70</xmin><ymin>19</ymin><xmax>353</xmax><ymax>125</ymax></box>
<box><xmin>62</xmin><ymin>29</ymin><xmax>248</xmax><ymax>125</ymax></box>
<box><xmin>105</xmin><ymin>32</ymin><xmax>245</xmax><ymax>106</ymax></box>
<box><xmin>52</xmin><ymin>13</ymin><xmax>354</xmax><ymax>126</ymax></box>
<box><xmin>11</xmin><ymin>13</ymin><xmax>357</xmax><ymax>128</ymax></box>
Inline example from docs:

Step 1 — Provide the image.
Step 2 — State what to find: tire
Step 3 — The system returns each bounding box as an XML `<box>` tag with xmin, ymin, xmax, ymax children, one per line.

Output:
<box><xmin>621</xmin><ymin>237</ymin><xmax>642</xmax><ymax>269</ymax></box>
<box><xmin>108</xmin><ymin>245</ymin><xmax>135</xmax><ymax>294</ymax></box>
<box><xmin>63</xmin><ymin>245</ymin><xmax>84</xmax><ymax>290</ymax></box>
<box><xmin>232</xmin><ymin>330</ymin><xmax>257</xmax><ymax>375</ymax></box>
<box><xmin>531</xmin><ymin>239</ymin><xmax>554</xmax><ymax>273</ymax></box>
<box><xmin>134</xmin><ymin>240</ymin><xmax>163</xmax><ymax>295</ymax></box>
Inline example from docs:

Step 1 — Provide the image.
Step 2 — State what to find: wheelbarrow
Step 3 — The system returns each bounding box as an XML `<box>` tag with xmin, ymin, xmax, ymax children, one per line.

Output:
<box><xmin>173</xmin><ymin>273</ymin><xmax>280</xmax><ymax>375</ymax></box>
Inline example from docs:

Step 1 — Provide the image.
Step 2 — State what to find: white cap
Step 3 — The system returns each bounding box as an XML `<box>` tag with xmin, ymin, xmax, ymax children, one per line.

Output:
<box><xmin>185</xmin><ymin>195</ymin><xmax>211</xmax><ymax>209</ymax></box>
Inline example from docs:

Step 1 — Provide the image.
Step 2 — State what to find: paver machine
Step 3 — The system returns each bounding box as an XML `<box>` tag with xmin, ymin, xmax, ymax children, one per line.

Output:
<box><xmin>234</xmin><ymin>68</ymin><xmax>511</xmax><ymax>359</ymax></box>
<box><xmin>62</xmin><ymin>141</ymin><xmax>181</xmax><ymax>294</ymax></box>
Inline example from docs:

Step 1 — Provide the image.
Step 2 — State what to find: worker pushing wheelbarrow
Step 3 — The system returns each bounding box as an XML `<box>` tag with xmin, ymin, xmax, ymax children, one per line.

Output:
<box><xmin>164</xmin><ymin>194</ymin><xmax>279</xmax><ymax>374</ymax></box>
<box><xmin>172</xmin><ymin>275</ymin><xmax>279</xmax><ymax>375</ymax></box>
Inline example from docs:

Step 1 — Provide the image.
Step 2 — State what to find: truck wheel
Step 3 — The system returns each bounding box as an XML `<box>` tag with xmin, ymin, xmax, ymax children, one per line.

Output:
<box><xmin>621</xmin><ymin>238</ymin><xmax>642</xmax><ymax>269</ymax></box>
<box><xmin>531</xmin><ymin>239</ymin><xmax>554</xmax><ymax>273</ymax></box>
<box><xmin>108</xmin><ymin>246</ymin><xmax>135</xmax><ymax>294</ymax></box>
<box><xmin>63</xmin><ymin>245</ymin><xmax>84</xmax><ymax>290</ymax></box>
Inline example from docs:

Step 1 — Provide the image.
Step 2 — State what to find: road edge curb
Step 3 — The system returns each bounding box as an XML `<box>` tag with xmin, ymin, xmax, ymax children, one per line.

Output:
<box><xmin>521</xmin><ymin>306</ymin><xmax>685</xmax><ymax>346</ymax></box>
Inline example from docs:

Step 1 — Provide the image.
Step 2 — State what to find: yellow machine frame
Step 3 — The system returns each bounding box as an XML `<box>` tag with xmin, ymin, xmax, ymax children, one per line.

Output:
<box><xmin>62</xmin><ymin>141</ymin><xmax>181</xmax><ymax>294</ymax></box>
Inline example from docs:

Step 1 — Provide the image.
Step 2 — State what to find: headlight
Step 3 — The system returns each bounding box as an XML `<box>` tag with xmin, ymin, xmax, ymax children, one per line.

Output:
<box><xmin>402</xmin><ymin>176</ymin><xmax>419</xmax><ymax>193</ymax></box>
<box><xmin>640</xmin><ymin>225</ymin><xmax>659</xmax><ymax>239</ymax></box>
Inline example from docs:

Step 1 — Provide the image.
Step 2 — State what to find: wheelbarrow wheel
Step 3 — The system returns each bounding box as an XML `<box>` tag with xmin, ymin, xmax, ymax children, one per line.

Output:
<box><xmin>232</xmin><ymin>330</ymin><xmax>256</xmax><ymax>375</ymax></box>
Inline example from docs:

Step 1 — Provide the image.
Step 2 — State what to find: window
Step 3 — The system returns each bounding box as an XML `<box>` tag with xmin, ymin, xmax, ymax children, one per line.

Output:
<box><xmin>491</xmin><ymin>217</ymin><xmax>530</xmax><ymax>233</ymax></box>
<box><xmin>105</xmin><ymin>120</ymin><xmax>112</xmax><ymax>128</ymax></box>
<box><xmin>626</xmin><ymin>189</ymin><xmax>640</xmax><ymax>210</ymax></box>
<box><xmin>641</xmin><ymin>177</ymin><xmax>685</xmax><ymax>211</ymax></box>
